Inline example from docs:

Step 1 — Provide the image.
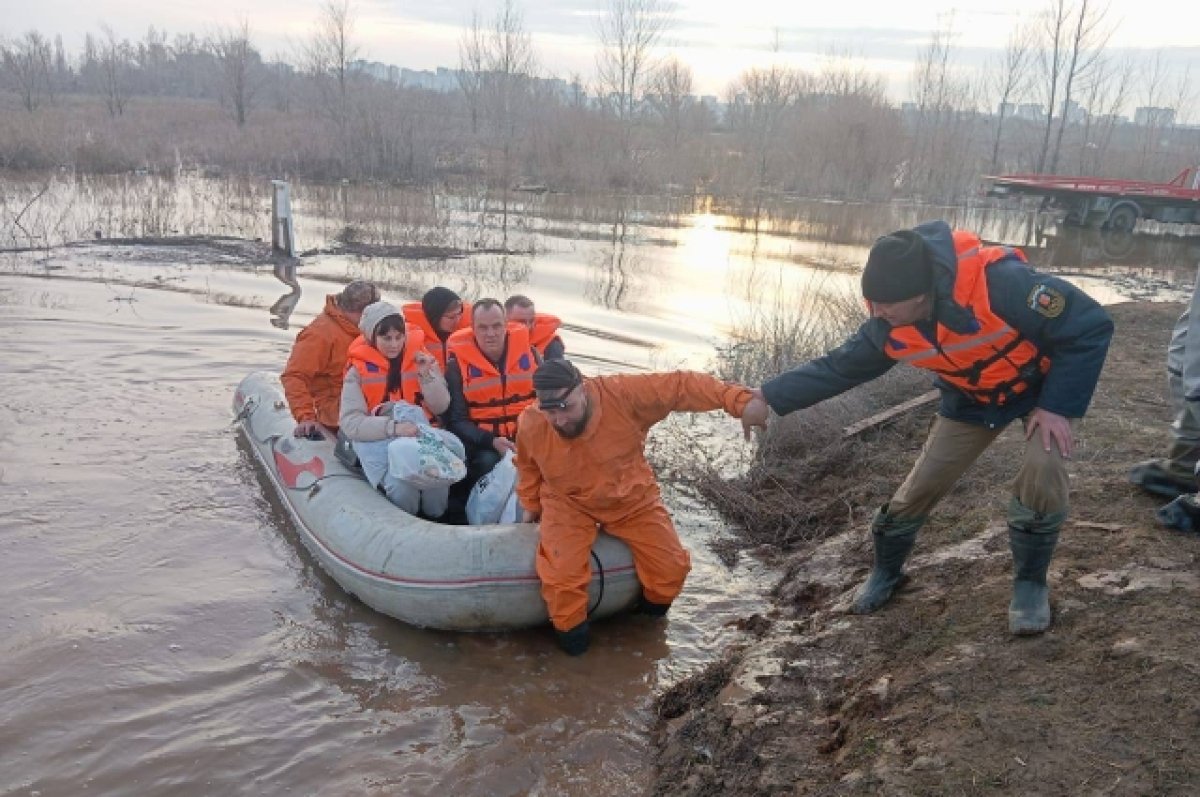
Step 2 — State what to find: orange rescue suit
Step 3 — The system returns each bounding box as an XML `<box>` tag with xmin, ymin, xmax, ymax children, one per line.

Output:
<box><xmin>402</xmin><ymin>301</ymin><xmax>473</xmax><ymax>371</ymax></box>
<box><xmin>529</xmin><ymin>313</ymin><xmax>563</xmax><ymax>357</ymax></box>
<box><xmin>882</xmin><ymin>231</ymin><xmax>1050</xmax><ymax>406</ymax></box>
<box><xmin>515</xmin><ymin>372</ymin><xmax>753</xmax><ymax>631</ymax></box>
<box><xmin>281</xmin><ymin>294</ymin><xmax>362</xmax><ymax>429</ymax></box>
<box><xmin>447</xmin><ymin>323</ymin><xmax>538</xmax><ymax>438</ymax></box>
<box><xmin>345</xmin><ymin>325</ymin><xmax>438</xmax><ymax>421</ymax></box>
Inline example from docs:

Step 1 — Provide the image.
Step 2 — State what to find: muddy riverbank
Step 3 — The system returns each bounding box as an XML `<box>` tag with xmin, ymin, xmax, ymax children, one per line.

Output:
<box><xmin>651</xmin><ymin>301</ymin><xmax>1200</xmax><ymax>795</ymax></box>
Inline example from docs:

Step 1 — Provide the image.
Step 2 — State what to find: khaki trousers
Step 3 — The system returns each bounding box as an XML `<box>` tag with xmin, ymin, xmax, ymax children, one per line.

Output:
<box><xmin>888</xmin><ymin>415</ymin><xmax>1074</xmax><ymax>520</ymax></box>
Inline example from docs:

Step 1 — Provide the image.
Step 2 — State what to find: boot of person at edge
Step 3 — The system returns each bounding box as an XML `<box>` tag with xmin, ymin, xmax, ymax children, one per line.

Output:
<box><xmin>1007</xmin><ymin>497</ymin><xmax>1064</xmax><ymax>636</ymax></box>
<box><xmin>1127</xmin><ymin>456</ymin><xmax>1197</xmax><ymax>500</ymax></box>
<box><xmin>634</xmin><ymin>594</ymin><xmax>671</xmax><ymax>617</ymax></box>
<box><xmin>556</xmin><ymin>621</ymin><xmax>590</xmax><ymax>656</ymax></box>
<box><xmin>850</xmin><ymin>508</ymin><xmax>923</xmax><ymax>614</ymax></box>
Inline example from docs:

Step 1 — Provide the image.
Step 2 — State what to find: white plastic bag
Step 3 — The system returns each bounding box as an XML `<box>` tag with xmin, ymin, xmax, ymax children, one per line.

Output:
<box><xmin>466</xmin><ymin>450</ymin><xmax>517</xmax><ymax>525</ymax></box>
<box><xmin>387</xmin><ymin>427</ymin><xmax>467</xmax><ymax>489</ymax></box>
<box><xmin>498</xmin><ymin>490</ymin><xmax>522</xmax><ymax>524</ymax></box>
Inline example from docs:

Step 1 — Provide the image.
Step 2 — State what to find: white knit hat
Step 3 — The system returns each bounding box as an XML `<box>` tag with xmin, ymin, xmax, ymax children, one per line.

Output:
<box><xmin>358</xmin><ymin>300</ymin><xmax>401</xmax><ymax>342</ymax></box>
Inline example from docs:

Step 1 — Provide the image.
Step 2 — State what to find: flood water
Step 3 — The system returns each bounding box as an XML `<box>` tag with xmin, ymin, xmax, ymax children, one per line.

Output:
<box><xmin>2</xmin><ymin>174</ymin><xmax>1199</xmax><ymax>796</ymax></box>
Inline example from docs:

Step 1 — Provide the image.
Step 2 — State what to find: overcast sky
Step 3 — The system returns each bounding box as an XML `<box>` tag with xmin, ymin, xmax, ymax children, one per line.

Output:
<box><xmin>4</xmin><ymin>0</ymin><xmax>1198</xmax><ymax>103</ymax></box>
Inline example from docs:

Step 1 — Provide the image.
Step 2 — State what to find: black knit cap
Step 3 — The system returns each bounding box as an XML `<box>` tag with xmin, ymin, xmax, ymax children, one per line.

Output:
<box><xmin>861</xmin><ymin>230</ymin><xmax>933</xmax><ymax>303</ymax></box>
<box><xmin>421</xmin><ymin>286</ymin><xmax>462</xmax><ymax>331</ymax></box>
<box><xmin>533</xmin><ymin>358</ymin><xmax>583</xmax><ymax>397</ymax></box>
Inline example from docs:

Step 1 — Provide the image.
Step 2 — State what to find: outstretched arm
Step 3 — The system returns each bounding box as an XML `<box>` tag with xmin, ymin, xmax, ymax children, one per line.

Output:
<box><xmin>604</xmin><ymin>371</ymin><xmax>754</xmax><ymax>429</ymax></box>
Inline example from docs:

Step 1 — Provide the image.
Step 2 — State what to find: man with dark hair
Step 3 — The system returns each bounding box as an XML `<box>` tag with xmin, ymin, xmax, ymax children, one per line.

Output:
<box><xmin>749</xmin><ymin>220</ymin><xmax>1113</xmax><ymax>635</ymax></box>
<box><xmin>515</xmin><ymin>358</ymin><xmax>769</xmax><ymax>655</ymax></box>
<box><xmin>281</xmin><ymin>279</ymin><xmax>379</xmax><ymax>437</ymax></box>
<box><xmin>505</xmin><ymin>294</ymin><xmax>565</xmax><ymax>360</ymax></box>
<box><xmin>445</xmin><ymin>298</ymin><xmax>541</xmax><ymax>492</ymax></box>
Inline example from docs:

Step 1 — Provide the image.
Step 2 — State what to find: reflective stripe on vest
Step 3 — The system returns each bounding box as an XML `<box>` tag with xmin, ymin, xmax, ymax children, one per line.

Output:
<box><xmin>882</xmin><ymin>231</ymin><xmax>1049</xmax><ymax>406</ymax></box>
<box><xmin>448</xmin><ymin>323</ymin><xmax>538</xmax><ymax>438</ymax></box>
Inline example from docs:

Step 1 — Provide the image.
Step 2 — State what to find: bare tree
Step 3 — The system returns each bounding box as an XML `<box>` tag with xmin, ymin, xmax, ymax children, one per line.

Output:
<box><xmin>1075</xmin><ymin>54</ymin><xmax>1134</xmax><ymax>173</ymax></box>
<box><xmin>212</xmin><ymin>20</ymin><xmax>260</xmax><ymax>126</ymax></box>
<box><xmin>596</xmin><ymin>0</ymin><xmax>669</xmax><ymax>124</ymax></box>
<box><xmin>98</xmin><ymin>25</ymin><xmax>131</xmax><ymax>117</ymax></box>
<box><xmin>457</xmin><ymin>10</ymin><xmax>486</xmax><ymax>135</ymax></box>
<box><xmin>1</xmin><ymin>31</ymin><xmax>55</xmax><ymax>112</ymax></box>
<box><xmin>986</xmin><ymin>24</ymin><xmax>1035</xmax><ymax>172</ymax></box>
<box><xmin>1047</xmin><ymin>0</ymin><xmax>1110</xmax><ymax>173</ymax></box>
<box><xmin>905</xmin><ymin>19</ymin><xmax>976</xmax><ymax>200</ymax></box>
<box><xmin>302</xmin><ymin>0</ymin><xmax>361</xmax><ymax>124</ymax></box>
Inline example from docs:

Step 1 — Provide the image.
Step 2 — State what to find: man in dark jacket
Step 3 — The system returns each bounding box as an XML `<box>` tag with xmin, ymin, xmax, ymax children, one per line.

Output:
<box><xmin>745</xmin><ymin>220</ymin><xmax>1113</xmax><ymax>635</ymax></box>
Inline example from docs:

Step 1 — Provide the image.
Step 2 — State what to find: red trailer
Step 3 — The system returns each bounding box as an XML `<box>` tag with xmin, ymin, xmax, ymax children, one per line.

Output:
<box><xmin>984</xmin><ymin>167</ymin><xmax>1200</xmax><ymax>231</ymax></box>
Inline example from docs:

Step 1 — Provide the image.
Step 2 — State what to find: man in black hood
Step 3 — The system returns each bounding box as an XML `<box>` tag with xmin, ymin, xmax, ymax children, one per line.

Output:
<box><xmin>746</xmin><ymin>220</ymin><xmax>1113</xmax><ymax>635</ymax></box>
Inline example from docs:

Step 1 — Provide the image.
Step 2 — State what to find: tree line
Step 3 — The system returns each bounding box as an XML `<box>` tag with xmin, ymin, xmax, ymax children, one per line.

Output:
<box><xmin>1</xmin><ymin>0</ymin><xmax>1196</xmax><ymax>206</ymax></box>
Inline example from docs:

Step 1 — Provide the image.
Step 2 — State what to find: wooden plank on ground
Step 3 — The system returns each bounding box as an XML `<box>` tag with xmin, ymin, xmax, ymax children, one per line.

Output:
<box><xmin>843</xmin><ymin>390</ymin><xmax>939</xmax><ymax>437</ymax></box>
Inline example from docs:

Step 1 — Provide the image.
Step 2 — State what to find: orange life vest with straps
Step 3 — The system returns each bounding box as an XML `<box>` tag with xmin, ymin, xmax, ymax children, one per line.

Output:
<box><xmin>447</xmin><ymin>323</ymin><xmax>538</xmax><ymax>439</ymax></box>
<box><xmin>528</xmin><ymin>313</ymin><xmax>563</xmax><ymax>357</ymax></box>
<box><xmin>345</xmin><ymin>325</ymin><xmax>439</xmax><ymax>422</ymax></box>
<box><xmin>401</xmin><ymin>301</ymin><xmax>473</xmax><ymax>371</ymax></box>
<box><xmin>882</xmin><ymin>230</ymin><xmax>1051</xmax><ymax>407</ymax></box>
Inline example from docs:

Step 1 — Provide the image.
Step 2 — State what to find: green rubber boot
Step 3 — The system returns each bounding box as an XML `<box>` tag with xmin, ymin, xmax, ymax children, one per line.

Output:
<box><xmin>850</xmin><ymin>508</ymin><xmax>924</xmax><ymax>615</ymax></box>
<box><xmin>1007</xmin><ymin>497</ymin><xmax>1064</xmax><ymax>636</ymax></box>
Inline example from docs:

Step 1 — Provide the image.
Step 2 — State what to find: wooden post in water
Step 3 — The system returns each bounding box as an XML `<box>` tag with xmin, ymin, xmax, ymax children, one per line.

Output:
<box><xmin>271</xmin><ymin>180</ymin><xmax>296</xmax><ymax>257</ymax></box>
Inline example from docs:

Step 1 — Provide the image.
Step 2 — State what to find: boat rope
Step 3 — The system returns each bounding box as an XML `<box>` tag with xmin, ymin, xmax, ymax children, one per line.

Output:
<box><xmin>587</xmin><ymin>550</ymin><xmax>604</xmax><ymax>616</ymax></box>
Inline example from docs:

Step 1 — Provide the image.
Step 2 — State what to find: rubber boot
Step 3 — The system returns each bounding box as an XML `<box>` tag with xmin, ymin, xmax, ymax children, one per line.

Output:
<box><xmin>1156</xmin><ymin>492</ymin><xmax>1200</xmax><ymax>533</ymax></box>
<box><xmin>1007</xmin><ymin>497</ymin><xmax>1064</xmax><ymax>636</ymax></box>
<box><xmin>634</xmin><ymin>594</ymin><xmax>671</xmax><ymax>617</ymax></box>
<box><xmin>850</xmin><ymin>508</ymin><xmax>923</xmax><ymax>615</ymax></box>
<box><xmin>1128</xmin><ymin>457</ymin><xmax>1196</xmax><ymax>499</ymax></box>
<box><xmin>556</xmin><ymin>621</ymin><xmax>590</xmax><ymax>656</ymax></box>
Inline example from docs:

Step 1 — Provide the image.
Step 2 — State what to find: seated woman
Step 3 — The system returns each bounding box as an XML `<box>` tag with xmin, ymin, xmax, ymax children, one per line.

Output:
<box><xmin>340</xmin><ymin>300</ymin><xmax>460</xmax><ymax>519</ymax></box>
<box><xmin>402</xmin><ymin>287</ymin><xmax>472</xmax><ymax>370</ymax></box>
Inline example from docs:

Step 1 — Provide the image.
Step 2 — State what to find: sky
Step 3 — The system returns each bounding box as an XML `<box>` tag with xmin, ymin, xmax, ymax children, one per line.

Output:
<box><xmin>4</xmin><ymin>0</ymin><xmax>1198</xmax><ymax>104</ymax></box>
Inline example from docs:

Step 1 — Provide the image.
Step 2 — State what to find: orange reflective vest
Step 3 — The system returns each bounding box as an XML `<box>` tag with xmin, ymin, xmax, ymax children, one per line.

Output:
<box><xmin>448</xmin><ymin>323</ymin><xmax>538</xmax><ymax>438</ymax></box>
<box><xmin>346</xmin><ymin>325</ymin><xmax>438</xmax><ymax>421</ymax></box>
<box><xmin>401</xmin><ymin>301</ymin><xmax>473</xmax><ymax>370</ymax></box>
<box><xmin>882</xmin><ymin>231</ymin><xmax>1050</xmax><ymax>407</ymax></box>
<box><xmin>529</xmin><ymin>313</ymin><xmax>563</xmax><ymax>357</ymax></box>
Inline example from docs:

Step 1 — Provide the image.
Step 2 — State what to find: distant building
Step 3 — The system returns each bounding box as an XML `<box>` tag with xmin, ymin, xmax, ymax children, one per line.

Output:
<box><xmin>1064</xmin><ymin>99</ymin><xmax>1087</xmax><ymax>124</ymax></box>
<box><xmin>1016</xmin><ymin>103</ymin><xmax>1045</xmax><ymax>121</ymax></box>
<box><xmin>1134</xmin><ymin>106</ymin><xmax>1176</xmax><ymax>127</ymax></box>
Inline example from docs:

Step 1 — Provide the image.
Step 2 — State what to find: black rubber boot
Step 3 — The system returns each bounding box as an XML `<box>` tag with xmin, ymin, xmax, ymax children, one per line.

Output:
<box><xmin>634</xmin><ymin>594</ymin><xmax>671</xmax><ymax>617</ymax></box>
<box><xmin>556</xmin><ymin>621</ymin><xmax>590</xmax><ymax>656</ymax></box>
<box><xmin>1007</xmin><ymin>497</ymin><xmax>1064</xmax><ymax>636</ymax></box>
<box><xmin>1128</xmin><ymin>458</ymin><xmax>1196</xmax><ymax>499</ymax></box>
<box><xmin>850</xmin><ymin>508</ymin><xmax>923</xmax><ymax>615</ymax></box>
<box><xmin>1156</xmin><ymin>493</ymin><xmax>1200</xmax><ymax>533</ymax></box>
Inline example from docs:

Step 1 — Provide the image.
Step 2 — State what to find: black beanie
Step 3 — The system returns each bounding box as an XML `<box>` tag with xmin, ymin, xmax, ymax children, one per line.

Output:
<box><xmin>421</xmin><ymin>287</ymin><xmax>461</xmax><ymax>338</ymax></box>
<box><xmin>861</xmin><ymin>230</ymin><xmax>933</xmax><ymax>303</ymax></box>
<box><xmin>533</xmin><ymin>358</ymin><xmax>582</xmax><ymax>393</ymax></box>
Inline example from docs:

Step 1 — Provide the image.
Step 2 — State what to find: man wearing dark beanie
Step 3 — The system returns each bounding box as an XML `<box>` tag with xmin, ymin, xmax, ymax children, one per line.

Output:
<box><xmin>514</xmin><ymin>358</ymin><xmax>769</xmax><ymax>655</ymax></box>
<box><xmin>749</xmin><ymin>220</ymin><xmax>1114</xmax><ymax>636</ymax></box>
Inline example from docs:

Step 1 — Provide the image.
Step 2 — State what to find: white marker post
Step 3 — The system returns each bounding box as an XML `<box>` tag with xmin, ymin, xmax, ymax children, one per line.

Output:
<box><xmin>271</xmin><ymin>180</ymin><xmax>296</xmax><ymax>257</ymax></box>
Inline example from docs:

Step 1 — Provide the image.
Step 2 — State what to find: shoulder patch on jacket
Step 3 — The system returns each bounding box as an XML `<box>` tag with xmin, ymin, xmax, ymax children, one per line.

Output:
<box><xmin>1027</xmin><ymin>284</ymin><xmax>1066</xmax><ymax>318</ymax></box>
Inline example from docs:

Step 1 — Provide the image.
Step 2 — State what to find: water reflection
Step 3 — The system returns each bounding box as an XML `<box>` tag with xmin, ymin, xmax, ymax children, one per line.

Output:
<box><xmin>269</xmin><ymin>260</ymin><xmax>301</xmax><ymax>329</ymax></box>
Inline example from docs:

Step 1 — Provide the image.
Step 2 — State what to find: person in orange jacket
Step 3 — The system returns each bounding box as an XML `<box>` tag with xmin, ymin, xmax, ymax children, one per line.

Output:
<box><xmin>505</xmin><ymin>294</ymin><xmax>565</xmax><ymax>359</ymax></box>
<box><xmin>281</xmin><ymin>280</ymin><xmax>380</xmax><ymax>438</ymax></box>
<box><xmin>515</xmin><ymin>358</ymin><xmax>769</xmax><ymax>655</ymax></box>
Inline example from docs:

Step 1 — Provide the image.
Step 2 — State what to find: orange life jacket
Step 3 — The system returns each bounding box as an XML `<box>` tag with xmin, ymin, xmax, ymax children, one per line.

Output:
<box><xmin>882</xmin><ymin>230</ymin><xmax>1050</xmax><ymax>407</ymax></box>
<box><xmin>346</xmin><ymin>325</ymin><xmax>438</xmax><ymax>422</ymax></box>
<box><xmin>401</xmin><ymin>301</ymin><xmax>473</xmax><ymax>370</ymax></box>
<box><xmin>528</xmin><ymin>313</ymin><xmax>563</xmax><ymax>357</ymax></box>
<box><xmin>447</xmin><ymin>323</ymin><xmax>538</xmax><ymax>438</ymax></box>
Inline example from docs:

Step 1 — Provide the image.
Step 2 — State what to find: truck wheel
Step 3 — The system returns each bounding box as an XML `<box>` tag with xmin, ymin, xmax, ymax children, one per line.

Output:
<box><xmin>1105</xmin><ymin>204</ymin><xmax>1139</xmax><ymax>232</ymax></box>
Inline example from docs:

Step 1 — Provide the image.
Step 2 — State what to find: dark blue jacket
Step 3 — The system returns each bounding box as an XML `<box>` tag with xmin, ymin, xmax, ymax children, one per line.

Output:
<box><xmin>761</xmin><ymin>221</ymin><xmax>1114</xmax><ymax>429</ymax></box>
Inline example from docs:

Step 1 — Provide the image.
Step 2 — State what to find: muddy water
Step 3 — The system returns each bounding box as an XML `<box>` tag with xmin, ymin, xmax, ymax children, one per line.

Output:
<box><xmin>2</xmin><ymin>176</ymin><xmax>1199</xmax><ymax>796</ymax></box>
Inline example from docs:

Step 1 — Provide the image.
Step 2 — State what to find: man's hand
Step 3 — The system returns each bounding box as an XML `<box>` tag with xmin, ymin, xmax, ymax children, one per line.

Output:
<box><xmin>493</xmin><ymin>436</ymin><xmax>517</xmax><ymax>455</ymax></box>
<box><xmin>1025</xmin><ymin>407</ymin><xmax>1074</xmax><ymax>458</ymax></box>
<box><xmin>521</xmin><ymin>508</ymin><xmax>541</xmax><ymax>523</ymax></box>
<box><xmin>293</xmin><ymin>420</ymin><xmax>321</xmax><ymax>438</ymax></box>
<box><xmin>741</xmin><ymin>389</ymin><xmax>770</xmax><ymax>440</ymax></box>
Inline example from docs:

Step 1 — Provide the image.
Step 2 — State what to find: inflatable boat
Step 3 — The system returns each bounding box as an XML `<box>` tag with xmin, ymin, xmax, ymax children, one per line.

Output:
<box><xmin>233</xmin><ymin>371</ymin><xmax>641</xmax><ymax>631</ymax></box>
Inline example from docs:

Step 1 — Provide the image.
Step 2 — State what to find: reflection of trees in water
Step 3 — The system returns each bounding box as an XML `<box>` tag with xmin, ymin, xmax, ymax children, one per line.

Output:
<box><xmin>585</xmin><ymin>203</ymin><xmax>651</xmax><ymax>311</ymax></box>
<box><xmin>345</xmin><ymin>252</ymin><xmax>531</xmax><ymax>302</ymax></box>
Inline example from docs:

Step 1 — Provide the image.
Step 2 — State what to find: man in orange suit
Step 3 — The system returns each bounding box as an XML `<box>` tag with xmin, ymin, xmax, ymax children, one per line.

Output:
<box><xmin>515</xmin><ymin>359</ymin><xmax>768</xmax><ymax>655</ymax></box>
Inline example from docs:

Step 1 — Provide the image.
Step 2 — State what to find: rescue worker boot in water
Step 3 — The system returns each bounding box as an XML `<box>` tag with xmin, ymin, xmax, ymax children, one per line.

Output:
<box><xmin>556</xmin><ymin>621</ymin><xmax>590</xmax><ymax>656</ymax></box>
<box><xmin>850</xmin><ymin>509</ymin><xmax>923</xmax><ymax>615</ymax></box>
<box><xmin>634</xmin><ymin>594</ymin><xmax>671</xmax><ymax>617</ymax></box>
<box><xmin>1007</xmin><ymin>497</ymin><xmax>1064</xmax><ymax>636</ymax></box>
